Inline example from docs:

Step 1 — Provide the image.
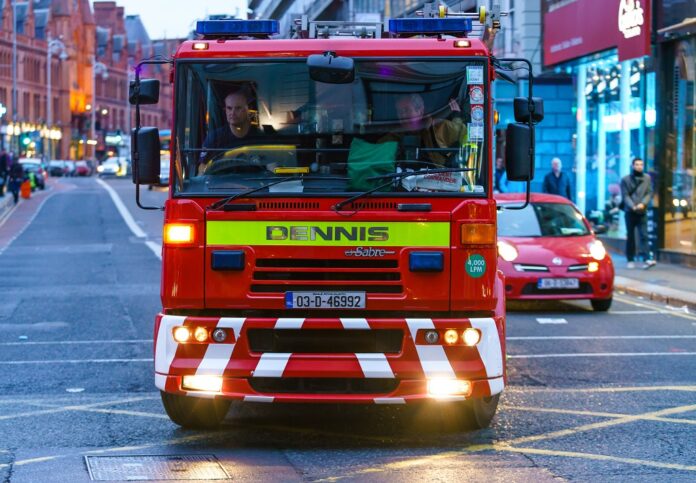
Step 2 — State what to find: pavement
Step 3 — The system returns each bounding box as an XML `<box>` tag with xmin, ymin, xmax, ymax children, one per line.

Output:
<box><xmin>611</xmin><ymin>252</ymin><xmax>696</xmax><ymax>311</ymax></box>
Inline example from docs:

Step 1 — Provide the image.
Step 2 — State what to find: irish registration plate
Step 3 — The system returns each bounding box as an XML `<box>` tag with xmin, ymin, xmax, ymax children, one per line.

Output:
<box><xmin>285</xmin><ymin>292</ymin><xmax>365</xmax><ymax>309</ymax></box>
<box><xmin>537</xmin><ymin>278</ymin><xmax>580</xmax><ymax>289</ymax></box>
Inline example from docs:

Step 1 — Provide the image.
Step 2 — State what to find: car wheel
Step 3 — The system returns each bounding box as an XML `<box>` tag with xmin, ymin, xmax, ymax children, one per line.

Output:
<box><xmin>591</xmin><ymin>297</ymin><xmax>612</xmax><ymax>311</ymax></box>
<box><xmin>160</xmin><ymin>391</ymin><xmax>231</xmax><ymax>429</ymax></box>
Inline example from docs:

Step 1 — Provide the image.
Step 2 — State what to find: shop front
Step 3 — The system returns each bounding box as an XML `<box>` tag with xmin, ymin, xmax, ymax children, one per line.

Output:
<box><xmin>656</xmin><ymin>0</ymin><xmax>696</xmax><ymax>264</ymax></box>
<box><xmin>542</xmin><ymin>0</ymin><xmax>653</xmax><ymax>249</ymax></box>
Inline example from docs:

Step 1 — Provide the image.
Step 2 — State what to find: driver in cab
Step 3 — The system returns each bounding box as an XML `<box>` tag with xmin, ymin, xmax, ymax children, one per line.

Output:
<box><xmin>199</xmin><ymin>87</ymin><xmax>263</xmax><ymax>168</ymax></box>
<box><xmin>379</xmin><ymin>93</ymin><xmax>465</xmax><ymax>166</ymax></box>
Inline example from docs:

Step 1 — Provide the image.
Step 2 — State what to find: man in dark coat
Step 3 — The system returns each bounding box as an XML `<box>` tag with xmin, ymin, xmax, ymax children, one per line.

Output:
<box><xmin>542</xmin><ymin>157</ymin><xmax>573</xmax><ymax>201</ymax></box>
<box><xmin>0</xmin><ymin>150</ymin><xmax>8</xmax><ymax>197</ymax></box>
<box><xmin>621</xmin><ymin>157</ymin><xmax>655</xmax><ymax>269</ymax></box>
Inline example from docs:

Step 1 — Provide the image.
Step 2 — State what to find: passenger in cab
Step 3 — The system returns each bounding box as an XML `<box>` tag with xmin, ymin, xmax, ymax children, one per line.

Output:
<box><xmin>379</xmin><ymin>93</ymin><xmax>465</xmax><ymax>166</ymax></box>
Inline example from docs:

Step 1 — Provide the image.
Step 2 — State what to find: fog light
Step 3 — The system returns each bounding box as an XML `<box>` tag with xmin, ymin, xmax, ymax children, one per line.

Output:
<box><xmin>673</xmin><ymin>199</ymin><xmax>679</xmax><ymax>207</ymax></box>
<box><xmin>182</xmin><ymin>375</ymin><xmax>222</xmax><ymax>393</ymax></box>
<box><xmin>462</xmin><ymin>328</ymin><xmax>481</xmax><ymax>346</ymax></box>
<box><xmin>588</xmin><ymin>261</ymin><xmax>599</xmax><ymax>272</ymax></box>
<box><xmin>424</xmin><ymin>330</ymin><xmax>439</xmax><ymax>344</ymax></box>
<box><xmin>194</xmin><ymin>326</ymin><xmax>209</xmax><ymax>342</ymax></box>
<box><xmin>212</xmin><ymin>328</ymin><xmax>227</xmax><ymax>343</ymax></box>
<box><xmin>427</xmin><ymin>378</ymin><xmax>471</xmax><ymax>398</ymax></box>
<box><xmin>443</xmin><ymin>329</ymin><xmax>459</xmax><ymax>345</ymax></box>
<box><xmin>173</xmin><ymin>326</ymin><xmax>191</xmax><ymax>343</ymax></box>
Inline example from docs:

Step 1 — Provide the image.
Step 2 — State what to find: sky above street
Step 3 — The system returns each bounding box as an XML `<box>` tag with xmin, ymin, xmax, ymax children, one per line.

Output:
<box><xmin>90</xmin><ymin>0</ymin><xmax>248</xmax><ymax>40</ymax></box>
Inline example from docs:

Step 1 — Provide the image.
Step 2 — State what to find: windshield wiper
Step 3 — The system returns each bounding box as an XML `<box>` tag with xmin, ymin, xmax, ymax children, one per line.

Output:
<box><xmin>333</xmin><ymin>167</ymin><xmax>476</xmax><ymax>212</ymax></box>
<box><xmin>207</xmin><ymin>176</ymin><xmax>348</xmax><ymax>211</ymax></box>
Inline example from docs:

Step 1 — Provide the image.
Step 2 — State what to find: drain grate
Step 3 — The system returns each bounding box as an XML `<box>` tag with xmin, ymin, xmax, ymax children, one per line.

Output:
<box><xmin>85</xmin><ymin>455</ymin><xmax>230</xmax><ymax>481</ymax></box>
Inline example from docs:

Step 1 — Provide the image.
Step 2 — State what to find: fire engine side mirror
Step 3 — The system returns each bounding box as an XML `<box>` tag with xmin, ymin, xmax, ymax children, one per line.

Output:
<box><xmin>129</xmin><ymin>79</ymin><xmax>160</xmax><ymax>105</ymax></box>
<box><xmin>307</xmin><ymin>53</ymin><xmax>355</xmax><ymax>84</ymax></box>
<box><xmin>131</xmin><ymin>127</ymin><xmax>161</xmax><ymax>185</ymax></box>
<box><xmin>513</xmin><ymin>97</ymin><xmax>544</xmax><ymax>123</ymax></box>
<box><xmin>505</xmin><ymin>123</ymin><xmax>534</xmax><ymax>182</ymax></box>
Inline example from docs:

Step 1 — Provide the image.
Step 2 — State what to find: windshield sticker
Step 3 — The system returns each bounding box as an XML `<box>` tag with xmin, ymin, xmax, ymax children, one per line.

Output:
<box><xmin>465</xmin><ymin>254</ymin><xmax>486</xmax><ymax>278</ymax></box>
<box><xmin>466</xmin><ymin>66</ymin><xmax>484</xmax><ymax>85</ymax></box>
<box><xmin>469</xmin><ymin>86</ymin><xmax>484</xmax><ymax>104</ymax></box>
<box><xmin>468</xmin><ymin>123</ymin><xmax>484</xmax><ymax>141</ymax></box>
<box><xmin>401</xmin><ymin>170</ymin><xmax>463</xmax><ymax>192</ymax></box>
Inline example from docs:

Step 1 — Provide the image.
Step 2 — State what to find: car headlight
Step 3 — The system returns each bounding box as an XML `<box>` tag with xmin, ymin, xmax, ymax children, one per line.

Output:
<box><xmin>588</xmin><ymin>240</ymin><xmax>606</xmax><ymax>261</ymax></box>
<box><xmin>497</xmin><ymin>240</ymin><xmax>518</xmax><ymax>262</ymax></box>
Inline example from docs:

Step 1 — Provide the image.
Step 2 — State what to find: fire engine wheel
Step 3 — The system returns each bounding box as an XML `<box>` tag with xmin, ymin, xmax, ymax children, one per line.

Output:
<box><xmin>591</xmin><ymin>297</ymin><xmax>613</xmax><ymax>312</ymax></box>
<box><xmin>461</xmin><ymin>393</ymin><xmax>500</xmax><ymax>430</ymax></box>
<box><xmin>160</xmin><ymin>391</ymin><xmax>231</xmax><ymax>429</ymax></box>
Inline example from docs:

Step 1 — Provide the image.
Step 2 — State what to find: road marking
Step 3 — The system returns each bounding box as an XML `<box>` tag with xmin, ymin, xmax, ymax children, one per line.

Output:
<box><xmin>505</xmin><ymin>405</ymin><xmax>696</xmax><ymax>426</ymax></box>
<box><xmin>0</xmin><ymin>187</ymin><xmax>61</xmax><ymax>256</ymax></box>
<box><xmin>0</xmin><ymin>339</ymin><xmax>150</xmax><ymax>346</ymax></box>
<box><xmin>95</xmin><ymin>178</ymin><xmax>162</xmax><ymax>260</ymax></box>
<box><xmin>614</xmin><ymin>294</ymin><xmax>696</xmax><ymax>321</ymax></box>
<box><xmin>509</xmin><ymin>351</ymin><xmax>696</xmax><ymax>359</ymax></box>
<box><xmin>508</xmin><ymin>335</ymin><xmax>696</xmax><ymax>341</ymax></box>
<box><xmin>609</xmin><ymin>310</ymin><xmax>659</xmax><ymax>314</ymax></box>
<box><xmin>536</xmin><ymin>318</ymin><xmax>567</xmax><ymax>324</ymax></box>
<box><xmin>78</xmin><ymin>407</ymin><xmax>169</xmax><ymax>419</ymax></box>
<box><xmin>0</xmin><ymin>396</ymin><xmax>159</xmax><ymax>422</ymax></box>
<box><xmin>505</xmin><ymin>385</ymin><xmax>696</xmax><ymax>393</ymax></box>
<box><xmin>0</xmin><ymin>358</ymin><xmax>152</xmax><ymax>365</ymax></box>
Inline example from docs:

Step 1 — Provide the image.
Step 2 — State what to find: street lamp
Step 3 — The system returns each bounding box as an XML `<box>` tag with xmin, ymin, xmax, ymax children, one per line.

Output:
<box><xmin>47</xmin><ymin>33</ymin><xmax>68</xmax><ymax>160</ymax></box>
<box><xmin>91</xmin><ymin>56</ymin><xmax>108</xmax><ymax>159</ymax></box>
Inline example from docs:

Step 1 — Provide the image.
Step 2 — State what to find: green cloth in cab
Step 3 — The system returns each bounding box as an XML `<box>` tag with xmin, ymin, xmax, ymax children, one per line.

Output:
<box><xmin>347</xmin><ymin>138</ymin><xmax>397</xmax><ymax>191</ymax></box>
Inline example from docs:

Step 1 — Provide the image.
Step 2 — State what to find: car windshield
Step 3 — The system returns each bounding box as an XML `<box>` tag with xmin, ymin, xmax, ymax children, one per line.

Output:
<box><xmin>173</xmin><ymin>59</ymin><xmax>488</xmax><ymax>196</ymax></box>
<box><xmin>498</xmin><ymin>202</ymin><xmax>591</xmax><ymax>237</ymax></box>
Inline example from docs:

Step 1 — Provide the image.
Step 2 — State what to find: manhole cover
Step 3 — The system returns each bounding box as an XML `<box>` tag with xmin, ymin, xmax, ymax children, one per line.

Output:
<box><xmin>85</xmin><ymin>455</ymin><xmax>230</xmax><ymax>481</ymax></box>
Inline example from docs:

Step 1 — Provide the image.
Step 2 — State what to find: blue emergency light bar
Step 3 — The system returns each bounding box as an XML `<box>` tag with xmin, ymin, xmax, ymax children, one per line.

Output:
<box><xmin>195</xmin><ymin>19</ymin><xmax>279</xmax><ymax>37</ymax></box>
<box><xmin>389</xmin><ymin>17</ymin><xmax>473</xmax><ymax>35</ymax></box>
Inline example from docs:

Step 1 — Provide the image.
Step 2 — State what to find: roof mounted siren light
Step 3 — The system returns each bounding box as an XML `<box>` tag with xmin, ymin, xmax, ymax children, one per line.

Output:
<box><xmin>195</xmin><ymin>19</ymin><xmax>279</xmax><ymax>39</ymax></box>
<box><xmin>409</xmin><ymin>1</ymin><xmax>505</xmax><ymax>48</ymax></box>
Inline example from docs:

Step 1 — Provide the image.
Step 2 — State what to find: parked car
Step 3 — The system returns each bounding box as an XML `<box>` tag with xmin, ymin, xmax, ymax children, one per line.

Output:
<box><xmin>19</xmin><ymin>161</ymin><xmax>46</xmax><ymax>190</ymax></box>
<box><xmin>74</xmin><ymin>161</ymin><xmax>91</xmax><ymax>176</ymax></box>
<box><xmin>496</xmin><ymin>193</ymin><xmax>614</xmax><ymax>311</ymax></box>
<box><xmin>149</xmin><ymin>153</ymin><xmax>170</xmax><ymax>190</ymax></box>
<box><xmin>48</xmin><ymin>160</ymin><xmax>72</xmax><ymax>177</ymax></box>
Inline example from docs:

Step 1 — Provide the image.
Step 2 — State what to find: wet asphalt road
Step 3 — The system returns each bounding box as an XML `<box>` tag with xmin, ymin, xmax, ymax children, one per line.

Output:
<box><xmin>0</xmin><ymin>177</ymin><xmax>695</xmax><ymax>482</ymax></box>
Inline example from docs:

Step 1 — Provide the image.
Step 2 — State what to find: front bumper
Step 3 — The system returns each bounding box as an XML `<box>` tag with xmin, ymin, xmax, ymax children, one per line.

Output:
<box><xmin>154</xmin><ymin>315</ymin><xmax>505</xmax><ymax>403</ymax></box>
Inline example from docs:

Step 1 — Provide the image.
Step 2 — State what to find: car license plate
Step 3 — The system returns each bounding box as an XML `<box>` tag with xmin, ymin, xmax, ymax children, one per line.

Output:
<box><xmin>285</xmin><ymin>292</ymin><xmax>365</xmax><ymax>309</ymax></box>
<box><xmin>537</xmin><ymin>278</ymin><xmax>580</xmax><ymax>289</ymax></box>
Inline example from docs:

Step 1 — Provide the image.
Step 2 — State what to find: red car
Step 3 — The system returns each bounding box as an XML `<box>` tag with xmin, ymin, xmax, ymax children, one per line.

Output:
<box><xmin>495</xmin><ymin>193</ymin><xmax>614</xmax><ymax>311</ymax></box>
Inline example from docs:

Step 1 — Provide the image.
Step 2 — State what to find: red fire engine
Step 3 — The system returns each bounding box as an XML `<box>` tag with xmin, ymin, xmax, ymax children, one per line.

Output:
<box><xmin>129</xmin><ymin>3</ymin><xmax>542</xmax><ymax>429</ymax></box>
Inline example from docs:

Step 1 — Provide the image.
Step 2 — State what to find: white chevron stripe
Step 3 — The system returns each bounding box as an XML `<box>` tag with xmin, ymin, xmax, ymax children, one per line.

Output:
<box><xmin>154</xmin><ymin>315</ymin><xmax>186</xmax><ymax>375</ymax></box>
<box><xmin>195</xmin><ymin>318</ymin><xmax>246</xmax><ymax>377</ymax></box>
<box><xmin>275</xmin><ymin>318</ymin><xmax>305</xmax><ymax>329</ymax></box>
<box><xmin>154</xmin><ymin>373</ymin><xmax>167</xmax><ymax>391</ymax></box>
<box><xmin>405</xmin><ymin>318</ymin><xmax>456</xmax><ymax>379</ymax></box>
<box><xmin>356</xmin><ymin>353</ymin><xmax>394</xmax><ymax>378</ymax></box>
<box><xmin>374</xmin><ymin>397</ymin><xmax>406</xmax><ymax>404</ymax></box>
<box><xmin>340</xmin><ymin>318</ymin><xmax>370</xmax><ymax>329</ymax></box>
<box><xmin>253</xmin><ymin>353</ymin><xmax>292</xmax><ymax>377</ymax></box>
<box><xmin>469</xmin><ymin>318</ymin><xmax>504</xmax><ymax>378</ymax></box>
<box><xmin>488</xmin><ymin>377</ymin><xmax>504</xmax><ymax>396</ymax></box>
<box><xmin>244</xmin><ymin>395</ymin><xmax>274</xmax><ymax>403</ymax></box>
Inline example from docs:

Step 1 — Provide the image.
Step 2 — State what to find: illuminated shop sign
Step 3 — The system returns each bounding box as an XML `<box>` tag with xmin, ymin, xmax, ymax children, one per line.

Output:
<box><xmin>618</xmin><ymin>0</ymin><xmax>644</xmax><ymax>39</ymax></box>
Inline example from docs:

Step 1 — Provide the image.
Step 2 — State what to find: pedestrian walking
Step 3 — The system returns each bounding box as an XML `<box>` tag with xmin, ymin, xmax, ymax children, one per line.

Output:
<box><xmin>0</xmin><ymin>150</ymin><xmax>8</xmax><ymax>197</ymax></box>
<box><xmin>542</xmin><ymin>157</ymin><xmax>573</xmax><ymax>201</ymax></box>
<box><xmin>8</xmin><ymin>160</ymin><xmax>24</xmax><ymax>205</ymax></box>
<box><xmin>494</xmin><ymin>157</ymin><xmax>508</xmax><ymax>193</ymax></box>
<box><xmin>621</xmin><ymin>157</ymin><xmax>655</xmax><ymax>269</ymax></box>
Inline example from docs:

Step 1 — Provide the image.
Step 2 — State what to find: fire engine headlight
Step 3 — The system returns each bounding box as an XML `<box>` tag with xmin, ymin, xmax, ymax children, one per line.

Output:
<box><xmin>212</xmin><ymin>328</ymin><xmax>228</xmax><ymax>343</ymax></box>
<box><xmin>427</xmin><ymin>378</ymin><xmax>472</xmax><ymax>398</ymax></box>
<box><xmin>424</xmin><ymin>330</ymin><xmax>439</xmax><ymax>344</ymax></box>
<box><xmin>164</xmin><ymin>223</ymin><xmax>195</xmax><ymax>245</ymax></box>
<box><xmin>182</xmin><ymin>375</ymin><xmax>222</xmax><ymax>393</ymax></box>
<box><xmin>497</xmin><ymin>240</ymin><xmax>518</xmax><ymax>262</ymax></box>
<box><xmin>680</xmin><ymin>199</ymin><xmax>688</xmax><ymax>207</ymax></box>
<box><xmin>194</xmin><ymin>326</ymin><xmax>209</xmax><ymax>342</ymax></box>
<box><xmin>443</xmin><ymin>329</ymin><xmax>459</xmax><ymax>345</ymax></box>
<box><xmin>173</xmin><ymin>326</ymin><xmax>191</xmax><ymax>343</ymax></box>
<box><xmin>462</xmin><ymin>328</ymin><xmax>481</xmax><ymax>346</ymax></box>
<box><xmin>588</xmin><ymin>240</ymin><xmax>606</xmax><ymax>261</ymax></box>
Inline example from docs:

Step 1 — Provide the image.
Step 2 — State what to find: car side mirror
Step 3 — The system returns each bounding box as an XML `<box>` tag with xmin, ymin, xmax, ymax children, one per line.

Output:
<box><xmin>514</xmin><ymin>97</ymin><xmax>544</xmax><ymax>123</ymax></box>
<box><xmin>505</xmin><ymin>123</ymin><xmax>534</xmax><ymax>182</ymax></box>
<box><xmin>129</xmin><ymin>79</ymin><xmax>160</xmax><ymax>105</ymax></box>
<box><xmin>307</xmin><ymin>53</ymin><xmax>355</xmax><ymax>84</ymax></box>
<box><xmin>131</xmin><ymin>127</ymin><xmax>160</xmax><ymax>185</ymax></box>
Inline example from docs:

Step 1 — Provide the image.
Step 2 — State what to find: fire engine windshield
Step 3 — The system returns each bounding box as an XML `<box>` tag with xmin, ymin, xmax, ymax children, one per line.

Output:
<box><xmin>173</xmin><ymin>59</ymin><xmax>488</xmax><ymax>196</ymax></box>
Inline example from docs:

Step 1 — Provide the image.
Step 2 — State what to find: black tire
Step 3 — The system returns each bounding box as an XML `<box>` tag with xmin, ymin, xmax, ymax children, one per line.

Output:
<box><xmin>160</xmin><ymin>391</ymin><xmax>231</xmax><ymax>429</ymax></box>
<box><xmin>461</xmin><ymin>394</ymin><xmax>500</xmax><ymax>430</ymax></box>
<box><xmin>591</xmin><ymin>297</ymin><xmax>612</xmax><ymax>312</ymax></box>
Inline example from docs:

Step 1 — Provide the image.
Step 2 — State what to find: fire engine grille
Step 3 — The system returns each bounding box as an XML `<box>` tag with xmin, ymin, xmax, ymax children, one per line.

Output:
<box><xmin>249</xmin><ymin>378</ymin><xmax>399</xmax><ymax>394</ymax></box>
<box><xmin>247</xmin><ymin>329</ymin><xmax>403</xmax><ymax>353</ymax></box>
<box><xmin>521</xmin><ymin>282</ymin><xmax>593</xmax><ymax>296</ymax></box>
<box><xmin>252</xmin><ymin>258</ymin><xmax>402</xmax><ymax>293</ymax></box>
